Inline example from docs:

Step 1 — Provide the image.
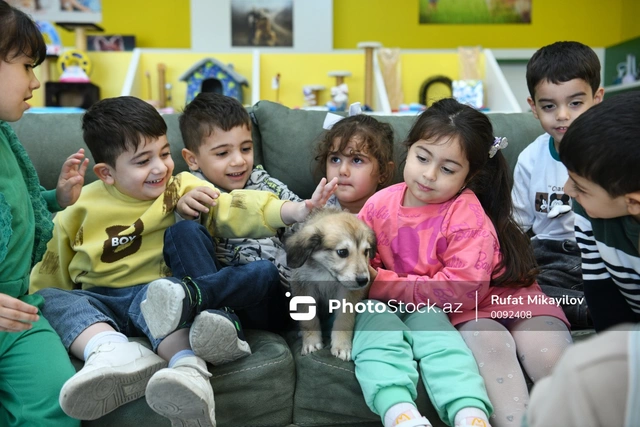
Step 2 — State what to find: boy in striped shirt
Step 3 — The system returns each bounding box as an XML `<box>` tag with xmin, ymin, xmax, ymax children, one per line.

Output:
<box><xmin>559</xmin><ymin>90</ymin><xmax>640</xmax><ymax>332</ymax></box>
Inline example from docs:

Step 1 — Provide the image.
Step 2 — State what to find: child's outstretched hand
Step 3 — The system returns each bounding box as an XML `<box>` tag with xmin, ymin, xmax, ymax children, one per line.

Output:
<box><xmin>176</xmin><ymin>186</ymin><xmax>220</xmax><ymax>220</ymax></box>
<box><xmin>56</xmin><ymin>148</ymin><xmax>89</xmax><ymax>209</ymax></box>
<box><xmin>281</xmin><ymin>177</ymin><xmax>338</xmax><ymax>224</ymax></box>
<box><xmin>0</xmin><ymin>293</ymin><xmax>39</xmax><ymax>332</ymax></box>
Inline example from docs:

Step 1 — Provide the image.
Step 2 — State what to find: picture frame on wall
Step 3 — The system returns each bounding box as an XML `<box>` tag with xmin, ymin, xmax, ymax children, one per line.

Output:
<box><xmin>8</xmin><ymin>0</ymin><xmax>102</xmax><ymax>24</ymax></box>
<box><xmin>419</xmin><ymin>0</ymin><xmax>531</xmax><ymax>24</ymax></box>
<box><xmin>87</xmin><ymin>35</ymin><xmax>136</xmax><ymax>51</ymax></box>
<box><xmin>230</xmin><ymin>0</ymin><xmax>293</xmax><ymax>47</ymax></box>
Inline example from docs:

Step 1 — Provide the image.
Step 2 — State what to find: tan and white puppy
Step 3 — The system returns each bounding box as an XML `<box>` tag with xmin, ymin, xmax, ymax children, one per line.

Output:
<box><xmin>286</xmin><ymin>207</ymin><xmax>376</xmax><ymax>361</ymax></box>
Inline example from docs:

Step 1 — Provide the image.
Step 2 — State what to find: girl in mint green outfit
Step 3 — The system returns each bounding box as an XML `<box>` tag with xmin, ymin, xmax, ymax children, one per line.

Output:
<box><xmin>0</xmin><ymin>2</ymin><xmax>88</xmax><ymax>425</ymax></box>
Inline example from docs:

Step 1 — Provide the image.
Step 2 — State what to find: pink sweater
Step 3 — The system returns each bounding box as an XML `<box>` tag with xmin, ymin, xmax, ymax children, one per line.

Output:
<box><xmin>359</xmin><ymin>183</ymin><xmax>568</xmax><ymax>327</ymax></box>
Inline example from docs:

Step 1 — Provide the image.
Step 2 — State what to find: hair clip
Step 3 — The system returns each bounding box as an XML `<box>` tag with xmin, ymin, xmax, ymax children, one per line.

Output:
<box><xmin>488</xmin><ymin>136</ymin><xmax>508</xmax><ymax>158</ymax></box>
<box><xmin>322</xmin><ymin>102</ymin><xmax>362</xmax><ymax>129</ymax></box>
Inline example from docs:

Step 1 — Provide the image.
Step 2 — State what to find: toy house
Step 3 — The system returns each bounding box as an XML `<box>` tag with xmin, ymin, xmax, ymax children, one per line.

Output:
<box><xmin>179</xmin><ymin>57</ymin><xmax>249</xmax><ymax>104</ymax></box>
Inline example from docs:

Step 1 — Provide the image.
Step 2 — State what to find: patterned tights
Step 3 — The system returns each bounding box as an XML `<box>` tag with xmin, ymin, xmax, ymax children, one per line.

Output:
<box><xmin>458</xmin><ymin>316</ymin><xmax>572</xmax><ymax>427</ymax></box>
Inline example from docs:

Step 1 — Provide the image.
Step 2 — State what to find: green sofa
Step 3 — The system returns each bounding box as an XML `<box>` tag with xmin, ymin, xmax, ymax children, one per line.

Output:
<box><xmin>10</xmin><ymin>101</ymin><xmax>591</xmax><ymax>427</ymax></box>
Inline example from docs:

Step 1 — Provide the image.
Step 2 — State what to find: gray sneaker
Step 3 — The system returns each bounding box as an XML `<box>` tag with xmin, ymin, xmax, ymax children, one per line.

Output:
<box><xmin>190</xmin><ymin>309</ymin><xmax>251</xmax><ymax>366</ymax></box>
<box><xmin>59</xmin><ymin>341</ymin><xmax>167</xmax><ymax>420</ymax></box>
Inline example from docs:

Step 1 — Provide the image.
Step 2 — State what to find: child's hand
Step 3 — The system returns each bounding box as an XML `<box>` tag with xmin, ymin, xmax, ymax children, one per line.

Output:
<box><xmin>304</xmin><ymin>177</ymin><xmax>338</xmax><ymax>213</ymax></box>
<box><xmin>281</xmin><ymin>177</ymin><xmax>337</xmax><ymax>224</ymax></box>
<box><xmin>0</xmin><ymin>293</ymin><xmax>39</xmax><ymax>332</ymax></box>
<box><xmin>176</xmin><ymin>186</ymin><xmax>220</xmax><ymax>220</ymax></box>
<box><xmin>56</xmin><ymin>148</ymin><xmax>89</xmax><ymax>209</ymax></box>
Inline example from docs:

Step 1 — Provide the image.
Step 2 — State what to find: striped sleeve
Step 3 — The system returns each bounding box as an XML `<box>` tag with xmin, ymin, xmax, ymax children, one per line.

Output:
<box><xmin>574</xmin><ymin>213</ymin><xmax>610</xmax><ymax>281</ymax></box>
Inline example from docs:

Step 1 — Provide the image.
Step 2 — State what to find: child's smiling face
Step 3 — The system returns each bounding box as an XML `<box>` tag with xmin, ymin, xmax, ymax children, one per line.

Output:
<box><xmin>182</xmin><ymin>125</ymin><xmax>254</xmax><ymax>192</ymax></box>
<box><xmin>104</xmin><ymin>135</ymin><xmax>175</xmax><ymax>201</ymax></box>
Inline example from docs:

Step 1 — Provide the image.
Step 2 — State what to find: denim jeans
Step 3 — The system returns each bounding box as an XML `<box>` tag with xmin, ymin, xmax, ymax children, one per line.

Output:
<box><xmin>163</xmin><ymin>220</ymin><xmax>288</xmax><ymax>332</ymax></box>
<box><xmin>38</xmin><ymin>283</ymin><xmax>172</xmax><ymax>351</ymax></box>
<box><xmin>532</xmin><ymin>238</ymin><xmax>591</xmax><ymax>328</ymax></box>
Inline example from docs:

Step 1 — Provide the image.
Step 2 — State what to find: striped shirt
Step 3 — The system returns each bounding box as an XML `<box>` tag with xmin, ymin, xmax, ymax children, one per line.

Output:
<box><xmin>574</xmin><ymin>202</ymin><xmax>640</xmax><ymax>313</ymax></box>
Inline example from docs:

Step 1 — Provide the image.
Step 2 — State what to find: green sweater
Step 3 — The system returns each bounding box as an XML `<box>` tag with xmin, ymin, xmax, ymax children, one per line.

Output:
<box><xmin>0</xmin><ymin>121</ymin><xmax>59</xmax><ymax>301</ymax></box>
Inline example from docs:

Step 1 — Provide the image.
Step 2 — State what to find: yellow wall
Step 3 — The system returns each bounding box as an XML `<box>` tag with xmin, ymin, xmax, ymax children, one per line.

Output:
<box><xmin>334</xmin><ymin>0</ymin><xmax>624</xmax><ymax>49</ymax></box>
<box><xmin>57</xmin><ymin>0</ymin><xmax>191</xmax><ymax>49</ymax></box>
<box><xmin>621</xmin><ymin>0</ymin><xmax>640</xmax><ymax>42</ymax></box>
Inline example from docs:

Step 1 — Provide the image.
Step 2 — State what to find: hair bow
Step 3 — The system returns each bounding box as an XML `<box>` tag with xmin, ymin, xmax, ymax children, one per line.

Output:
<box><xmin>322</xmin><ymin>102</ymin><xmax>362</xmax><ymax>130</ymax></box>
<box><xmin>488</xmin><ymin>136</ymin><xmax>508</xmax><ymax>158</ymax></box>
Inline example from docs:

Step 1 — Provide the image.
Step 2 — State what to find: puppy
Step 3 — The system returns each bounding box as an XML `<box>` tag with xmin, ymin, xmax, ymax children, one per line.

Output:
<box><xmin>286</xmin><ymin>207</ymin><xmax>376</xmax><ymax>361</ymax></box>
<box><xmin>253</xmin><ymin>16</ymin><xmax>276</xmax><ymax>47</ymax></box>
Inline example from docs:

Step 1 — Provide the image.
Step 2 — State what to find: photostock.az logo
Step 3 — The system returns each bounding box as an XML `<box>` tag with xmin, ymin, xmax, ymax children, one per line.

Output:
<box><xmin>286</xmin><ymin>292</ymin><xmax>316</xmax><ymax>321</ymax></box>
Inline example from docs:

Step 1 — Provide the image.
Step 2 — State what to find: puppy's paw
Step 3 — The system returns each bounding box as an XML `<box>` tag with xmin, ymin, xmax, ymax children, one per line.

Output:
<box><xmin>301</xmin><ymin>333</ymin><xmax>323</xmax><ymax>356</ymax></box>
<box><xmin>330</xmin><ymin>345</ymin><xmax>352</xmax><ymax>361</ymax></box>
<box><xmin>301</xmin><ymin>341</ymin><xmax>323</xmax><ymax>356</ymax></box>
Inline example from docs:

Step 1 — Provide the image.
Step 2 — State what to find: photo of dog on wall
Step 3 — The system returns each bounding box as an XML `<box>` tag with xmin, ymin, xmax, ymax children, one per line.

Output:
<box><xmin>286</xmin><ymin>208</ymin><xmax>377</xmax><ymax>361</ymax></box>
<box><xmin>231</xmin><ymin>0</ymin><xmax>293</xmax><ymax>47</ymax></box>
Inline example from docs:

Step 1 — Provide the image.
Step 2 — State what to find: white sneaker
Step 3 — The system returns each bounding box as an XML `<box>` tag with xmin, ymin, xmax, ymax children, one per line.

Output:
<box><xmin>190</xmin><ymin>309</ymin><xmax>251</xmax><ymax>366</ymax></box>
<box><xmin>59</xmin><ymin>341</ymin><xmax>167</xmax><ymax>420</ymax></box>
<box><xmin>141</xmin><ymin>279</ymin><xmax>186</xmax><ymax>339</ymax></box>
<box><xmin>146</xmin><ymin>356</ymin><xmax>216</xmax><ymax>427</ymax></box>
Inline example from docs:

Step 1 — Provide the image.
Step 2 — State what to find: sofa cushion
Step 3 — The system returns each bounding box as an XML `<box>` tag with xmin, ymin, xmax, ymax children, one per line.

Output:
<box><xmin>285</xmin><ymin>332</ymin><xmax>447</xmax><ymax>427</ymax></box>
<box><xmin>74</xmin><ymin>330</ymin><xmax>295</xmax><ymax>427</ymax></box>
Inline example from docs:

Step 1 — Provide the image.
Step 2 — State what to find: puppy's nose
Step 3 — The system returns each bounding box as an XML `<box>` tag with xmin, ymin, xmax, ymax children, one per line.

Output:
<box><xmin>356</xmin><ymin>276</ymin><xmax>369</xmax><ymax>287</ymax></box>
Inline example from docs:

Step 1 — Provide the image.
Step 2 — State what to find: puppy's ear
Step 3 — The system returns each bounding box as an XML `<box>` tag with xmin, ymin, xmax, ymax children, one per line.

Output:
<box><xmin>367</xmin><ymin>229</ymin><xmax>377</xmax><ymax>260</ymax></box>
<box><xmin>286</xmin><ymin>231</ymin><xmax>323</xmax><ymax>268</ymax></box>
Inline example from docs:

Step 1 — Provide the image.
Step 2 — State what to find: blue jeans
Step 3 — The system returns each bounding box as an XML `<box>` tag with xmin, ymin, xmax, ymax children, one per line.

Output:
<box><xmin>163</xmin><ymin>220</ymin><xmax>287</xmax><ymax>332</ymax></box>
<box><xmin>38</xmin><ymin>283</ymin><xmax>170</xmax><ymax>351</ymax></box>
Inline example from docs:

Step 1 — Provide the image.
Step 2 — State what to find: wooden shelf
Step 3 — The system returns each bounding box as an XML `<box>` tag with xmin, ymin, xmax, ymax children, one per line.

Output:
<box><xmin>604</xmin><ymin>80</ymin><xmax>640</xmax><ymax>94</ymax></box>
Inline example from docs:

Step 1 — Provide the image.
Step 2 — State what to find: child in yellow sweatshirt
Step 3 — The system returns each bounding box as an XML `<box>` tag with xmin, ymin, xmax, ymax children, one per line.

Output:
<box><xmin>30</xmin><ymin>96</ymin><xmax>335</xmax><ymax>426</ymax></box>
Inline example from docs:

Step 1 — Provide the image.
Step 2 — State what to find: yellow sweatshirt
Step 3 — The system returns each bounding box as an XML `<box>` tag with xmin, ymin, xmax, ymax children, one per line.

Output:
<box><xmin>30</xmin><ymin>172</ymin><xmax>287</xmax><ymax>292</ymax></box>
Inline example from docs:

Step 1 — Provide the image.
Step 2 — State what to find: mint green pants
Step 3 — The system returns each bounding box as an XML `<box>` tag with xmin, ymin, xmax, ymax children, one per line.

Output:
<box><xmin>352</xmin><ymin>302</ymin><xmax>492</xmax><ymax>426</ymax></box>
<box><xmin>0</xmin><ymin>307</ymin><xmax>79</xmax><ymax>427</ymax></box>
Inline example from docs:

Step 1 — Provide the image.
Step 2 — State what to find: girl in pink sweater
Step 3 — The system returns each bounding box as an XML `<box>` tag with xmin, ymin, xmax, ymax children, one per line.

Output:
<box><xmin>353</xmin><ymin>98</ymin><xmax>571</xmax><ymax>427</ymax></box>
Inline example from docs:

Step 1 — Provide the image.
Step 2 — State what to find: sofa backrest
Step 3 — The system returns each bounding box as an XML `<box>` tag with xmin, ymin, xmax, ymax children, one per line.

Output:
<box><xmin>250</xmin><ymin>101</ymin><xmax>544</xmax><ymax>198</ymax></box>
<box><xmin>9</xmin><ymin>101</ymin><xmax>543</xmax><ymax>199</ymax></box>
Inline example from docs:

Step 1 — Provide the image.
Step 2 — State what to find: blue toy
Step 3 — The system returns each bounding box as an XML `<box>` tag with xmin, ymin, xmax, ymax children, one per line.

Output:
<box><xmin>179</xmin><ymin>58</ymin><xmax>249</xmax><ymax>105</ymax></box>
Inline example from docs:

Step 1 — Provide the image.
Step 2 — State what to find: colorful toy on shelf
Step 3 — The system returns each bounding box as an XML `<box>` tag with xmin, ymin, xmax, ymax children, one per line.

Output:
<box><xmin>452</xmin><ymin>79</ymin><xmax>484</xmax><ymax>109</ymax></box>
<box><xmin>57</xmin><ymin>50</ymin><xmax>92</xmax><ymax>83</ymax></box>
<box><xmin>325</xmin><ymin>70</ymin><xmax>351</xmax><ymax>111</ymax></box>
<box><xmin>398</xmin><ymin>103</ymin><xmax>426</xmax><ymax>113</ymax></box>
<box><xmin>326</xmin><ymin>83</ymin><xmax>349</xmax><ymax>112</ymax></box>
<box><xmin>303</xmin><ymin>85</ymin><xmax>325</xmax><ymax>107</ymax></box>
<box><xmin>179</xmin><ymin>58</ymin><xmax>249</xmax><ymax>105</ymax></box>
<box><xmin>36</xmin><ymin>21</ymin><xmax>62</xmax><ymax>56</ymax></box>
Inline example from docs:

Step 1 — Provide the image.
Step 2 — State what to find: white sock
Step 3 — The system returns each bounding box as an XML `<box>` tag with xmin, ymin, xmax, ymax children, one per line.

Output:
<box><xmin>169</xmin><ymin>349</ymin><xmax>196</xmax><ymax>368</ymax></box>
<box><xmin>83</xmin><ymin>331</ymin><xmax>128</xmax><ymax>361</ymax></box>
<box><xmin>454</xmin><ymin>407</ymin><xmax>490</xmax><ymax>426</ymax></box>
<box><xmin>384</xmin><ymin>403</ymin><xmax>420</xmax><ymax>427</ymax></box>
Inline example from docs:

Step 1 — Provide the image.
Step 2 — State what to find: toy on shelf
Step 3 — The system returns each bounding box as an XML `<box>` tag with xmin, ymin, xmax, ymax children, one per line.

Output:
<box><xmin>36</xmin><ymin>21</ymin><xmax>62</xmax><ymax>56</ymax></box>
<box><xmin>357</xmin><ymin>41</ymin><xmax>382</xmax><ymax>109</ymax></box>
<box><xmin>325</xmin><ymin>70</ymin><xmax>351</xmax><ymax>112</ymax></box>
<box><xmin>303</xmin><ymin>85</ymin><xmax>325</xmax><ymax>107</ymax></box>
<box><xmin>327</xmin><ymin>84</ymin><xmax>349</xmax><ymax>112</ymax></box>
<box><xmin>272</xmin><ymin>73</ymin><xmax>281</xmax><ymax>103</ymax></box>
<box><xmin>453</xmin><ymin>46</ymin><xmax>484</xmax><ymax>109</ymax></box>
<box><xmin>57</xmin><ymin>50</ymin><xmax>92</xmax><ymax>82</ymax></box>
<box><xmin>35</xmin><ymin>21</ymin><xmax>62</xmax><ymax>85</ymax></box>
<box><xmin>179</xmin><ymin>58</ymin><xmax>249</xmax><ymax>105</ymax></box>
